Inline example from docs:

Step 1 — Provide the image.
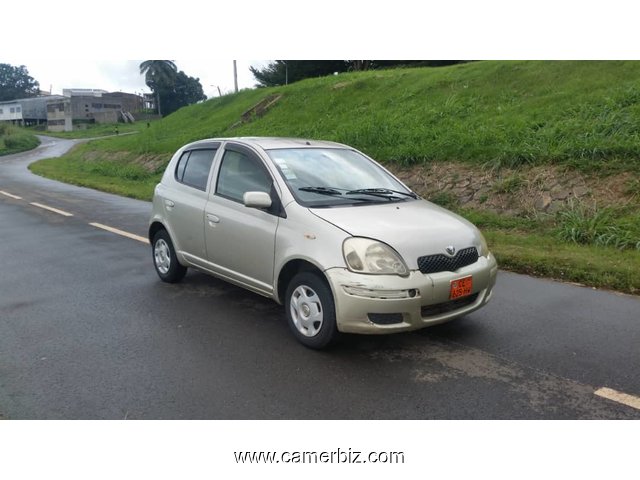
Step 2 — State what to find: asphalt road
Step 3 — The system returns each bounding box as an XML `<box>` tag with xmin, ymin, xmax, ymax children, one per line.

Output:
<box><xmin>0</xmin><ymin>136</ymin><xmax>639</xmax><ymax>419</ymax></box>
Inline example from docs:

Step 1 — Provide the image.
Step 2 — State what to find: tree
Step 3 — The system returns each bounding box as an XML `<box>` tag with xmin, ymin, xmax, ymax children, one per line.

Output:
<box><xmin>156</xmin><ymin>71</ymin><xmax>207</xmax><ymax>116</ymax></box>
<box><xmin>250</xmin><ymin>60</ymin><xmax>470</xmax><ymax>87</ymax></box>
<box><xmin>139</xmin><ymin>60</ymin><xmax>178</xmax><ymax>116</ymax></box>
<box><xmin>371</xmin><ymin>60</ymin><xmax>468</xmax><ymax>68</ymax></box>
<box><xmin>250</xmin><ymin>61</ymin><xmax>349</xmax><ymax>87</ymax></box>
<box><xmin>0</xmin><ymin>64</ymin><xmax>40</xmax><ymax>101</ymax></box>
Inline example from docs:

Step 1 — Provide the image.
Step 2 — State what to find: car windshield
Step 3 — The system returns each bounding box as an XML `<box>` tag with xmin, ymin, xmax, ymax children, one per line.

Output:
<box><xmin>266</xmin><ymin>148</ymin><xmax>416</xmax><ymax>207</ymax></box>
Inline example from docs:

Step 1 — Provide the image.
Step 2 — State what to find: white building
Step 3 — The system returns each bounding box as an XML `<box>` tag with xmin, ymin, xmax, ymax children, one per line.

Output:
<box><xmin>0</xmin><ymin>101</ymin><xmax>23</xmax><ymax>123</ymax></box>
<box><xmin>62</xmin><ymin>88</ymin><xmax>108</xmax><ymax>97</ymax></box>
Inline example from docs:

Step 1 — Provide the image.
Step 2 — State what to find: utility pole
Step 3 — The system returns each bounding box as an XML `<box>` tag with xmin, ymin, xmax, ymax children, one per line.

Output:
<box><xmin>233</xmin><ymin>60</ymin><xmax>238</xmax><ymax>93</ymax></box>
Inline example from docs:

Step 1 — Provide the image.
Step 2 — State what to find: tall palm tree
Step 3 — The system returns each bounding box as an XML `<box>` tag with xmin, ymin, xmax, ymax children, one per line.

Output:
<box><xmin>139</xmin><ymin>60</ymin><xmax>178</xmax><ymax>116</ymax></box>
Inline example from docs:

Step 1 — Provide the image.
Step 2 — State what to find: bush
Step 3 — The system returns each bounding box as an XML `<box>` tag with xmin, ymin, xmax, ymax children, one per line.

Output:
<box><xmin>491</xmin><ymin>174</ymin><xmax>525</xmax><ymax>194</ymax></box>
<box><xmin>556</xmin><ymin>201</ymin><xmax>640</xmax><ymax>250</ymax></box>
<box><xmin>0</xmin><ymin>125</ymin><xmax>40</xmax><ymax>155</ymax></box>
<box><xmin>429</xmin><ymin>191</ymin><xmax>459</xmax><ymax>209</ymax></box>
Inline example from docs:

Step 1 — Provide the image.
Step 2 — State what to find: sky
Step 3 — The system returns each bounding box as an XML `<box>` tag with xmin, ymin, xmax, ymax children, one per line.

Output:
<box><xmin>1</xmin><ymin>59</ymin><xmax>270</xmax><ymax>99</ymax></box>
<box><xmin>3</xmin><ymin>1</ymin><xmax>636</xmax><ymax>101</ymax></box>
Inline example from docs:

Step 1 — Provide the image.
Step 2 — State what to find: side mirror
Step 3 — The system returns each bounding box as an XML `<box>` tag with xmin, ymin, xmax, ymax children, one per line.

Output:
<box><xmin>243</xmin><ymin>191</ymin><xmax>272</xmax><ymax>209</ymax></box>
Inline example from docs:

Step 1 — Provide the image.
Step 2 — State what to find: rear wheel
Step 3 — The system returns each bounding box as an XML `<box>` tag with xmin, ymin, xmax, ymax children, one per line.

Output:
<box><xmin>152</xmin><ymin>229</ymin><xmax>187</xmax><ymax>283</ymax></box>
<box><xmin>285</xmin><ymin>272</ymin><xmax>338</xmax><ymax>349</ymax></box>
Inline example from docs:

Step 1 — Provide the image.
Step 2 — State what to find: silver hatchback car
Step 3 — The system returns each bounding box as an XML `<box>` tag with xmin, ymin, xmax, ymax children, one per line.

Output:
<box><xmin>149</xmin><ymin>137</ymin><xmax>497</xmax><ymax>348</ymax></box>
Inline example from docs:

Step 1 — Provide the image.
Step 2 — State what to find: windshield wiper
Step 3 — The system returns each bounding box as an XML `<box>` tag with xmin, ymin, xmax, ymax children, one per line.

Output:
<box><xmin>298</xmin><ymin>186</ymin><xmax>344</xmax><ymax>196</ymax></box>
<box><xmin>345</xmin><ymin>188</ymin><xmax>418</xmax><ymax>199</ymax></box>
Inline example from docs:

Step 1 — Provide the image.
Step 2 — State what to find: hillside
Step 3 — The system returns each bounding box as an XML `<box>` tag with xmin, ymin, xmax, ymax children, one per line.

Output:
<box><xmin>58</xmin><ymin>61</ymin><xmax>640</xmax><ymax>167</ymax></box>
<box><xmin>29</xmin><ymin>61</ymin><xmax>640</xmax><ymax>293</ymax></box>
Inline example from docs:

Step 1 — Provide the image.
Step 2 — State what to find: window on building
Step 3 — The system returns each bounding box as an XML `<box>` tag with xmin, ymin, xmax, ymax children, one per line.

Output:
<box><xmin>16</xmin><ymin>107</ymin><xmax>21</xmax><ymax>113</ymax></box>
<box><xmin>0</xmin><ymin>108</ymin><xmax>3</xmax><ymax>114</ymax></box>
<box><xmin>10</xmin><ymin>107</ymin><xmax>15</xmax><ymax>113</ymax></box>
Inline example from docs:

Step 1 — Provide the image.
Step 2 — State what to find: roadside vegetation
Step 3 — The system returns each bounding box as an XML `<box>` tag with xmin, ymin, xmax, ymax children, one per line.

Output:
<box><xmin>459</xmin><ymin>208</ymin><xmax>640</xmax><ymax>293</ymax></box>
<box><xmin>28</xmin><ymin>60</ymin><xmax>640</xmax><ymax>294</ymax></box>
<box><xmin>31</xmin><ymin>120</ymin><xmax>153</xmax><ymax>139</ymax></box>
<box><xmin>0</xmin><ymin>123</ymin><xmax>39</xmax><ymax>156</ymax></box>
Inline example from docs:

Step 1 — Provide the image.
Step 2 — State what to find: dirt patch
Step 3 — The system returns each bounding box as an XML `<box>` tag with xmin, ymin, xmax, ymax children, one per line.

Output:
<box><xmin>231</xmin><ymin>94</ymin><xmax>283</xmax><ymax>128</ymax></box>
<box><xmin>80</xmin><ymin>150</ymin><xmax>169</xmax><ymax>174</ymax></box>
<box><xmin>332</xmin><ymin>81</ymin><xmax>353</xmax><ymax>90</ymax></box>
<box><xmin>131</xmin><ymin>153</ymin><xmax>171</xmax><ymax>173</ymax></box>
<box><xmin>81</xmin><ymin>150</ymin><xmax>130</xmax><ymax>162</ymax></box>
<box><xmin>390</xmin><ymin>162</ymin><xmax>639</xmax><ymax>215</ymax></box>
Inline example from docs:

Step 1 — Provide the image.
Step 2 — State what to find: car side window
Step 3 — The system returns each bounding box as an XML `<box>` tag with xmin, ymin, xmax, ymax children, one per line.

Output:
<box><xmin>175</xmin><ymin>149</ymin><xmax>217</xmax><ymax>191</ymax></box>
<box><xmin>216</xmin><ymin>149</ymin><xmax>272</xmax><ymax>203</ymax></box>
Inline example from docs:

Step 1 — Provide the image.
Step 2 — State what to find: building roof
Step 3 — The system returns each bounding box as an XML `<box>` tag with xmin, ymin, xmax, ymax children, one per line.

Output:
<box><xmin>63</xmin><ymin>88</ymin><xmax>108</xmax><ymax>97</ymax></box>
<box><xmin>0</xmin><ymin>96</ymin><xmax>65</xmax><ymax>105</ymax></box>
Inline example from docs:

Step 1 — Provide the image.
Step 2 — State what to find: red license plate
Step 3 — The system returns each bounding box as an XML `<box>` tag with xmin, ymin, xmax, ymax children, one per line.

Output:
<box><xmin>450</xmin><ymin>276</ymin><xmax>473</xmax><ymax>300</ymax></box>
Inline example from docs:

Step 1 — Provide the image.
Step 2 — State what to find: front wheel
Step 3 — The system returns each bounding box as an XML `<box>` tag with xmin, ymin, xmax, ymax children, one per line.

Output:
<box><xmin>152</xmin><ymin>229</ymin><xmax>187</xmax><ymax>283</ymax></box>
<box><xmin>285</xmin><ymin>272</ymin><xmax>338</xmax><ymax>349</ymax></box>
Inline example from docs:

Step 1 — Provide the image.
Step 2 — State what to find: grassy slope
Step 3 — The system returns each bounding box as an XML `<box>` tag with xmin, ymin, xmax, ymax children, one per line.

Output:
<box><xmin>37</xmin><ymin>121</ymin><xmax>149</xmax><ymax>139</ymax></box>
<box><xmin>31</xmin><ymin>61</ymin><xmax>640</xmax><ymax>198</ymax></box>
<box><xmin>29</xmin><ymin>61</ymin><xmax>640</xmax><ymax>293</ymax></box>
<box><xmin>0</xmin><ymin>124</ymin><xmax>39</xmax><ymax>156</ymax></box>
<box><xmin>46</xmin><ymin>60</ymin><xmax>640</xmax><ymax>168</ymax></box>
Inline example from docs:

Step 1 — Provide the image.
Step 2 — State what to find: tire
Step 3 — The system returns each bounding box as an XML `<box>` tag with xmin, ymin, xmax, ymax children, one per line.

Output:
<box><xmin>152</xmin><ymin>229</ymin><xmax>187</xmax><ymax>283</ymax></box>
<box><xmin>285</xmin><ymin>272</ymin><xmax>338</xmax><ymax>349</ymax></box>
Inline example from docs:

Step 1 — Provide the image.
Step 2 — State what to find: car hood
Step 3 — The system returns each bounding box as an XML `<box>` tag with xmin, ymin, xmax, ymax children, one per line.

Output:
<box><xmin>309</xmin><ymin>199</ymin><xmax>482</xmax><ymax>270</ymax></box>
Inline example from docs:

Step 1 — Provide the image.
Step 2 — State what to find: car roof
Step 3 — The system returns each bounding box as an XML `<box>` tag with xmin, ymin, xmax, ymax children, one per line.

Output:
<box><xmin>183</xmin><ymin>137</ymin><xmax>349</xmax><ymax>151</ymax></box>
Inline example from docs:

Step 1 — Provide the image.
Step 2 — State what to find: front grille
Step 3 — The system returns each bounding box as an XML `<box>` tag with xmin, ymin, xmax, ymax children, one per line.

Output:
<box><xmin>417</xmin><ymin>247</ymin><xmax>479</xmax><ymax>274</ymax></box>
<box><xmin>421</xmin><ymin>293</ymin><xmax>479</xmax><ymax>317</ymax></box>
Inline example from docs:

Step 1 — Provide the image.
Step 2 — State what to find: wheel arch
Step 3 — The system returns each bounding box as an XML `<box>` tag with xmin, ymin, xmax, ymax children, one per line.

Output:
<box><xmin>276</xmin><ymin>259</ymin><xmax>331</xmax><ymax>305</ymax></box>
<box><xmin>148</xmin><ymin>221</ymin><xmax>166</xmax><ymax>244</ymax></box>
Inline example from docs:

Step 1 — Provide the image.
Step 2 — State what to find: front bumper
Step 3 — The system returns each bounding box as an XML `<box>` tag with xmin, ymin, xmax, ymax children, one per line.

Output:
<box><xmin>326</xmin><ymin>253</ymin><xmax>498</xmax><ymax>334</ymax></box>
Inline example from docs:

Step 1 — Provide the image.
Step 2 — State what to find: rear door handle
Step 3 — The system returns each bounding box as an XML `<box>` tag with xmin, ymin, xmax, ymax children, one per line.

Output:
<box><xmin>207</xmin><ymin>214</ymin><xmax>220</xmax><ymax>225</ymax></box>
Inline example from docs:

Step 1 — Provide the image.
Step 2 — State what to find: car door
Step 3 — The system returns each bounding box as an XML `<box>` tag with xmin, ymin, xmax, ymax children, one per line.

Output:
<box><xmin>204</xmin><ymin>143</ymin><xmax>281</xmax><ymax>295</ymax></box>
<box><xmin>163</xmin><ymin>145</ymin><xmax>219</xmax><ymax>267</ymax></box>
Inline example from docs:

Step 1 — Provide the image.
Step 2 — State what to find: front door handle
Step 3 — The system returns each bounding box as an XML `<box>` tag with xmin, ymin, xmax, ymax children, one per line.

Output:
<box><xmin>164</xmin><ymin>199</ymin><xmax>175</xmax><ymax>208</ymax></box>
<box><xmin>207</xmin><ymin>213</ymin><xmax>220</xmax><ymax>225</ymax></box>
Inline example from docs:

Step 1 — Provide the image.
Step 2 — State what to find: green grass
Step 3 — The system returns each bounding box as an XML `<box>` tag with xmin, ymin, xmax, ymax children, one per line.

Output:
<box><xmin>55</xmin><ymin>60</ymin><xmax>640</xmax><ymax>173</ymax></box>
<box><xmin>451</xmin><ymin>206</ymin><xmax>640</xmax><ymax>293</ymax></box>
<box><xmin>555</xmin><ymin>202</ymin><xmax>640</xmax><ymax>250</ymax></box>
<box><xmin>30</xmin><ymin>146</ymin><xmax>163</xmax><ymax>200</ymax></box>
<box><xmin>491</xmin><ymin>174</ymin><xmax>525</xmax><ymax>194</ymax></box>
<box><xmin>625</xmin><ymin>178</ymin><xmax>640</xmax><ymax>198</ymax></box>
<box><xmin>34</xmin><ymin>121</ymin><xmax>151</xmax><ymax>139</ymax></box>
<box><xmin>429</xmin><ymin>191</ymin><xmax>459</xmax><ymax>210</ymax></box>
<box><xmin>0</xmin><ymin>124</ymin><xmax>39</xmax><ymax>155</ymax></box>
<box><xmin>486</xmin><ymin>230</ymin><xmax>640</xmax><ymax>294</ymax></box>
<box><xmin>27</xmin><ymin>60</ymin><xmax>640</xmax><ymax>294</ymax></box>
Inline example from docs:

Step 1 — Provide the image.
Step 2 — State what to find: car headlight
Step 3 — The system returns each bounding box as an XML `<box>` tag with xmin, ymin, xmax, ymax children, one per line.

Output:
<box><xmin>342</xmin><ymin>237</ymin><xmax>409</xmax><ymax>276</ymax></box>
<box><xmin>478</xmin><ymin>232</ymin><xmax>489</xmax><ymax>257</ymax></box>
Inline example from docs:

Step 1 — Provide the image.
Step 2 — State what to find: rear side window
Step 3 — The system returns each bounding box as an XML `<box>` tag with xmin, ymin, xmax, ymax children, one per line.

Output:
<box><xmin>175</xmin><ymin>149</ymin><xmax>216</xmax><ymax>191</ymax></box>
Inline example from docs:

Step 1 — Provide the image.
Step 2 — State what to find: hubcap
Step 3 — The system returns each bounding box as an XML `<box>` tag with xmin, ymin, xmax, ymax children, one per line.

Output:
<box><xmin>290</xmin><ymin>285</ymin><xmax>323</xmax><ymax>337</ymax></box>
<box><xmin>154</xmin><ymin>238</ymin><xmax>171</xmax><ymax>274</ymax></box>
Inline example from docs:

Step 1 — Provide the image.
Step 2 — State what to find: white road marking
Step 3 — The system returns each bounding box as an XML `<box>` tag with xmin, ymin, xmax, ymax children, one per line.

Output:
<box><xmin>0</xmin><ymin>190</ymin><xmax>22</xmax><ymax>200</ymax></box>
<box><xmin>594</xmin><ymin>387</ymin><xmax>640</xmax><ymax>411</ymax></box>
<box><xmin>29</xmin><ymin>202</ymin><xmax>73</xmax><ymax>217</ymax></box>
<box><xmin>89</xmin><ymin>222</ymin><xmax>150</xmax><ymax>244</ymax></box>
